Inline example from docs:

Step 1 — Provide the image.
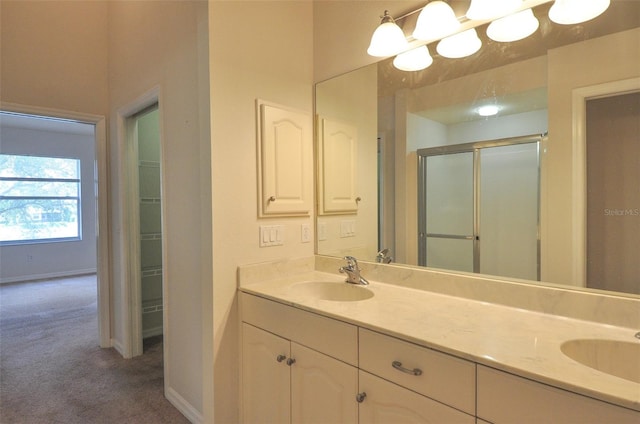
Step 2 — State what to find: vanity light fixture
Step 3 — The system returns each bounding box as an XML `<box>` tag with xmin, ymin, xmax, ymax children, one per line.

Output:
<box><xmin>413</xmin><ymin>1</ymin><xmax>460</xmax><ymax>41</ymax></box>
<box><xmin>437</xmin><ymin>29</ymin><xmax>482</xmax><ymax>59</ymax></box>
<box><xmin>368</xmin><ymin>0</ymin><xmax>612</xmax><ymax>72</ymax></box>
<box><xmin>466</xmin><ymin>0</ymin><xmax>521</xmax><ymax>21</ymax></box>
<box><xmin>477</xmin><ymin>105</ymin><xmax>500</xmax><ymax>116</ymax></box>
<box><xmin>548</xmin><ymin>0</ymin><xmax>610</xmax><ymax>25</ymax></box>
<box><xmin>487</xmin><ymin>8</ymin><xmax>540</xmax><ymax>42</ymax></box>
<box><xmin>367</xmin><ymin>10</ymin><xmax>409</xmax><ymax>57</ymax></box>
<box><xmin>393</xmin><ymin>46</ymin><xmax>434</xmax><ymax>71</ymax></box>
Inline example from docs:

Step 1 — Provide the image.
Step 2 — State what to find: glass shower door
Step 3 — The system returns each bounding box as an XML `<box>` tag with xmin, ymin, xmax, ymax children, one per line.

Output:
<box><xmin>420</xmin><ymin>152</ymin><xmax>475</xmax><ymax>272</ymax></box>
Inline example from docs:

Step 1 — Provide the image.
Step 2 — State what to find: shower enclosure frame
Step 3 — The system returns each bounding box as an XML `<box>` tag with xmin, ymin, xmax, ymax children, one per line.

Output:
<box><xmin>417</xmin><ymin>133</ymin><xmax>544</xmax><ymax>280</ymax></box>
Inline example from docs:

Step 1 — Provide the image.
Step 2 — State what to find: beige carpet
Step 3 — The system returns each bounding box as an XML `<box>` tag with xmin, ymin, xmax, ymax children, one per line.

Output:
<box><xmin>0</xmin><ymin>275</ymin><xmax>189</xmax><ymax>423</ymax></box>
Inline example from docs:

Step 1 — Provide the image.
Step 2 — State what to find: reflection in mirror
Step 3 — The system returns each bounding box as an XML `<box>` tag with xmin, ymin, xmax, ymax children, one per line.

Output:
<box><xmin>315</xmin><ymin>1</ymin><xmax>640</xmax><ymax>296</ymax></box>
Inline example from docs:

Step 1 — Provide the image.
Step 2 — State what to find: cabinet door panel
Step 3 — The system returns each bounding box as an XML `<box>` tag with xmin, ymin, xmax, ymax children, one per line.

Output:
<box><xmin>291</xmin><ymin>343</ymin><xmax>358</xmax><ymax>424</ymax></box>
<box><xmin>359</xmin><ymin>371</ymin><xmax>474</xmax><ymax>424</ymax></box>
<box><xmin>242</xmin><ymin>324</ymin><xmax>291</xmax><ymax>424</ymax></box>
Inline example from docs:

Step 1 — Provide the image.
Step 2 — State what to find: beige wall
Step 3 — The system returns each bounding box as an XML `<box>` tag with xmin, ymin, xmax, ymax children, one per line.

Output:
<box><xmin>108</xmin><ymin>1</ymin><xmax>210</xmax><ymax>420</ymax></box>
<box><xmin>209</xmin><ymin>1</ymin><xmax>314</xmax><ymax>422</ymax></box>
<box><xmin>0</xmin><ymin>1</ymin><xmax>108</xmax><ymax>115</ymax></box>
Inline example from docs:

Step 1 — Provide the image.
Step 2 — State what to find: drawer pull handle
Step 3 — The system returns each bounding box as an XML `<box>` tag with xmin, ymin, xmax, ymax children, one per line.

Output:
<box><xmin>392</xmin><ymin>360</ymin><xmax>423</xmax><ymax>376</ymax></box>
<box><xmin>286</xmin><ymin>358</ymin><xmax>296</xmax><ymax>366</ymax></box>
<box><xmin>276</xmin><ymin>354</ymin><xmax>286</xmax><ymax>363</ymax></box>
<box><xmin>356</xmin><ymin>392</ymin><xmax>367</xmax><ymax>403</ymax></box>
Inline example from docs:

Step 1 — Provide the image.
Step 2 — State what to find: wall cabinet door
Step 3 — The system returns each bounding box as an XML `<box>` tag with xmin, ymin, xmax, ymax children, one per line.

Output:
<box><xmin>291</xmin><ymin>342</ymin><xmax>358</xmax><ymax>424</ymax></box>
<box><xmin>358</xmin><ymin>371</ymin><xmax>475</xmax><ymax>424</ymax></box>
<box><xmin>317</xmin><ymin>116</ymin><xmax>359</xmax><ymax>214</ymax></box>
<box><xmin>257</xmin><ymin>100</ymin><xmax>312</xmax><ymax>217</ymax></box>
<box><xmin>242</xmin><ymin>324</ymin><xmax>291</xmax><ymax>424</ymax></box>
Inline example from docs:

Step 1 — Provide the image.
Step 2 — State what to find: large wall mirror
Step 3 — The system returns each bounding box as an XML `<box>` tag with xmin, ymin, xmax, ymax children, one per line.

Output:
<box><xmin>315</xmin><ymin>1</ymin><xmax>639</xmax><ymax>297</ymax></box>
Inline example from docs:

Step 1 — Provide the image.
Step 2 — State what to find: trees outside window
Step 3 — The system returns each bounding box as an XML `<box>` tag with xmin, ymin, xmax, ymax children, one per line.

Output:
<box><xmin>0</xmin><ymin>154</ymin><xmax>81</xmax><ymax>244</ymax></box>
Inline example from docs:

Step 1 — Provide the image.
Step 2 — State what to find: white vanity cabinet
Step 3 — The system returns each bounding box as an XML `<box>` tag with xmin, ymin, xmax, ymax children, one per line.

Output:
<box><xmin>477</xmin><ymin>365</ymin><xmax>640</xmax><ymax>423</ymax></box>
<box><xmin>241</xmin><ymin>293</ymin><xmax>359</xmax><ymax>424</ymax></box>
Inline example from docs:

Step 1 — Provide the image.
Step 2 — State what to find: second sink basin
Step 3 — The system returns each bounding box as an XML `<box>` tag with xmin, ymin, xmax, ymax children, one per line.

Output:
<box><xmin>290</xmin><ymin>281</ymin><xmax>374</xmax><ymax>302</ymax></box>
<box><xmin>560</xmin><ymin>338</ymin><xmax>640</xmax><ymax>384</ymax></box>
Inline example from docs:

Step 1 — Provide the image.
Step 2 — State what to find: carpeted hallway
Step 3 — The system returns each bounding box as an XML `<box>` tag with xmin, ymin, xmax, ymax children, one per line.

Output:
<box><xmin>0</xmin><ymin>275</ymin><xmax>190</xmax><ymax>423</ymax></box>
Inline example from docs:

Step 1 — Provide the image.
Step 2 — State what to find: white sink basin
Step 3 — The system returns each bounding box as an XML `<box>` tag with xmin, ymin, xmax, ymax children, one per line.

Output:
<box><xmin>561</xmin><ymin>339</ymin><xmax>640</xmax><ymax>383</ymax></box>
<box><xmin>290</xmin><ymin>281</ymin><xmax>374</xmax><ymax>302</ymax></box>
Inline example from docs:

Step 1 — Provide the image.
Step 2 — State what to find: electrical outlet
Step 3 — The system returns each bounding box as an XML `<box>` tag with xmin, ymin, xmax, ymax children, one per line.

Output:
<box><xmin>301</xmin><ymin>224</ymin><xmax>312</xmax><ymax>243</ymax></box>
<box><xmin>318</xmin><ymin>222</ymin><xmax>327</xmax><ymax>241</ymax></box>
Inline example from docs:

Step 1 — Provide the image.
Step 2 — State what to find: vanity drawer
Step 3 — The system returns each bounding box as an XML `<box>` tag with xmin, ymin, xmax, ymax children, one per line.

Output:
<box><xmin>359</xmin><ymin>328</ymin><xmax>475</xmax><ymax>415</ymax></box>
<box><xmin>241</xmin><ymin>292</ymin><xmax>358</xmax><ymax>365</ymax></box>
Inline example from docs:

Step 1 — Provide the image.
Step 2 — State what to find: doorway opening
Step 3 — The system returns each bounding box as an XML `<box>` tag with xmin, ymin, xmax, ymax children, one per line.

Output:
<box><xmin>126</xmin><ymin>103</ymin><xmax>164</xmax><ymax>354</ymax></box>
<box><xmin>0</xmin><ymin>108</ymin><xmax>109</xmax><ymax>347</ymax></box>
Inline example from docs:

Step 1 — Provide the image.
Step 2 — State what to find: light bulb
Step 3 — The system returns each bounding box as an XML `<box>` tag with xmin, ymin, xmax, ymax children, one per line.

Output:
<box><xmin>393</xmin><ymin>46</ymin><xmax>434</xmax><ymax>72</ymax></box>
<box><xmin>437</xmin><ymin>29</ymin><xmax>482</xmax><ymax>59</ymax></box>
<box><xmin>367</xmin><ymin>11</ymin><xmax>409</xmax><ymax>57</ymax></box>
<box><xmin>478</xmin><ymin>105</ymin><xmax>500</xmax><ymax>116</ymax></box>
<box><xmin>487</xmin><ymin>9</ymin><xmax>539</xmax><ymax>42</ymax></box>
<box><xmin>549</xmin><ymin>0</ymin><xmax>610</xmax><ymax>25</ymax></box>
<box><xmin>413</xmin><ymin>1</ymin><xmax>460</xmax><ymax>41</ymax></box>
<box><xmin>466</xmin><ymin>0</ymin><xmax>521</xmax><ymax>21</ymax></box>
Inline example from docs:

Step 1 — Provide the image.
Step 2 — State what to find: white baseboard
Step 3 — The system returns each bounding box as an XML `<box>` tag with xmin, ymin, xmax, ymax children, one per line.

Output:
<box><xmin>0</xmin><ymin>268</ymin><xmax>97</xmax><ymax>284</ymax></box>
<box><xmin>111</xmin><ymin>338</ymin><xmax>127</xmax><ymax>358</ymax></box>
<box><xmin>166</xmin><ymin>387</ymin><xmax>203</xmax><ymax>424</ymax></box>
<box><xmin>143</xmin><ymin>326</ymin><xmax>163</xmax><ymax>339</ymax></box>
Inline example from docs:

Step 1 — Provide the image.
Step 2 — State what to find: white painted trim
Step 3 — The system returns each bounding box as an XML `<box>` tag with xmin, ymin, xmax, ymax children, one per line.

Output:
<box><xmin>0</xmin><ymin>269</ymin><xmax>97</xmax><ymax>285</ymax></box>
<box><xmin>571</xmin><ymin>77</ymin><xmax>640</xmax><ymax>287</ymax></box>
<box><xmin>0</xmin><ymin>101</ymin><xmax>111</xmax><ymax>349</ymax></box>
<box><xmin>115</xmin><ymin>86</ymin><xmax>165</xmax><ymax>364</ymax></box>
<box><xmin>166</xmin><ymin>387</ymin><xmax>204</xmax><ymax>424</ymax></box>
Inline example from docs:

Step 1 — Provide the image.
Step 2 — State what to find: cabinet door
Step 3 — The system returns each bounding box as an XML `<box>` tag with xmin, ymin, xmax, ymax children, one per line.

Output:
<box><xmin>291</xmin><ymin>343</ymin><xmax>358</xmax><ymax>424</ymax></box>
<box><xmin>317</xmin><ymin>116</ymin><xmax>359</xmax><ymax>214</ymax></box>
<box><xmin>257</xmin><ymin>101</ymin><xmax>312</xmax><ymax>217</ymax></box>
<box><xmin>358</xmin><ymin>371</ymin><xmax>474</xmax><ymax>424</ymax></box>
<box><xmin>242</xmin><ymin>324</ymin><xmax>291</xmax><ymax>424</ymax></box>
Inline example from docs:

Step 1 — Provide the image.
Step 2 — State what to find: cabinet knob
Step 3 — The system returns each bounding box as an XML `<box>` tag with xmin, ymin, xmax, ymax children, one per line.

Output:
<box><xmin>355</xmin><ymin>392</ymin><xmax>367</xmax><ymax>403</ymax></box>
<box><xmin>286</xmin><ymin>358</ymin><xmax>296</xmax><ymax>366</ymax></box>
<box><xmin>268</xmin><ymin>196</ymin><xmax>276</xmax><ymax>202</ymax></box>
<box><xmin>276</xmin><ymin>354</ymin><xmax>286</xmax><ymax>363</ymax></box>
<box><xmin>392</xmin><ymin>360</ymin><xmax>423</xmax><ymax>376</ymax></box>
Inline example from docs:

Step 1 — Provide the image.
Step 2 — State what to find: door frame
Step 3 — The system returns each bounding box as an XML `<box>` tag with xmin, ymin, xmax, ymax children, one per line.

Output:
<box><xmin>571</xmin><ymin>76</ymin><xmax>640</xmax><ymax>286</ymax></box>
<box><xmin>116</xmin><ymin>86</ymin><xmax>164</xmax><ymax>358</ymax></box>
<box><xmin>0</xmin><ymin>101</ymin><xmax>111</xmax><ymax>348</ymax></box>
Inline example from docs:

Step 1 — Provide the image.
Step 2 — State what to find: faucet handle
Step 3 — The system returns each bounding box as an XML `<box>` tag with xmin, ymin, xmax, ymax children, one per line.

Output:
<box><xmin>343</xmin><ymin>256</ymin><xmax>359</xmax><ymax>269</ymax></box>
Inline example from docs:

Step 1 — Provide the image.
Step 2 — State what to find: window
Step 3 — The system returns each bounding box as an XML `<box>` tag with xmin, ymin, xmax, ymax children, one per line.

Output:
<box><xmin>0</xmin><ymin>154</ymin><xmax>81</xmax><ymax>244</ymax></box>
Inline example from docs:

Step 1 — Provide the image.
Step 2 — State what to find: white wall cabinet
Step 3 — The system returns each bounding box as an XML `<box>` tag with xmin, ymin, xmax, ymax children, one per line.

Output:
<box><xmin>256</xmin><ymin>100</ymin><xmax>312</xmax><ymax>217</ymax></box>
<box><xmin>317</xmin><ymin>116</ymin><xmax>359</xmax><ymax>215</ymax></box>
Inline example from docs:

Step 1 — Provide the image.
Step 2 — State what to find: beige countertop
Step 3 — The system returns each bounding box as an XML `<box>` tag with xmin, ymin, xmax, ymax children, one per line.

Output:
<box><xmin>239</xmin><ymin>269</ymin><xmax>640</xmax><ymax>412</ymax></box>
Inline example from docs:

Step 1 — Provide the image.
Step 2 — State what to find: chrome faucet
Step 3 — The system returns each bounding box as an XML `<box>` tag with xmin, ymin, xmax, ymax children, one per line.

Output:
<box><xmin>376</xmin><ymin>248</ymin><xmax>393</xmax><ymax>264</ymax></box>
<box><xmin>339</xmin><ymin>256</ymin><xmax>369</xmax><ymax>285</ymax></box>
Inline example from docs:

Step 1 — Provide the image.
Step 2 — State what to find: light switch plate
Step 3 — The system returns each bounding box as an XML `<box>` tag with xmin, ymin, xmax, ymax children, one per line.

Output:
<box><xmin>259</xmin><ymin>225</ymin><xmax>284</xmax><ymax>247</ymax></box>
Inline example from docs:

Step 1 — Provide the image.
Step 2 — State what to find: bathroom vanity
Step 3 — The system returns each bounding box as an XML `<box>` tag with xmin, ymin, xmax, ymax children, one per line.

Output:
<box><xmin>238</xmin><ymin>256</ymin><xmax>640</xmax><ymax>423</ymax></box>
